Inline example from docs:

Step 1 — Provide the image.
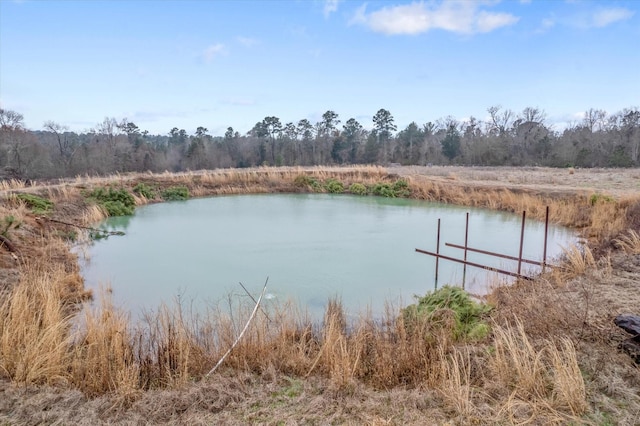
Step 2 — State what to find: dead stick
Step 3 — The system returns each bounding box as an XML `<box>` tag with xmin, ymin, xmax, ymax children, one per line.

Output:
<box><xmin>0</xmin><ymin>235</ymin><xmax>17</xmax><ymax>253</ymax></box>
<box><xmin>45</xmin><ymin>218</ymin><xmax>125</xmax><ymax>236</ymax></box>
<box><xmin>205</xmin><ymin>277</ymin><xmax>269</xmax><ymax>378</ymax></box>
<box><xmin>239</xmin><ymin>281</ymin><xmax>272</xmax><ymax>323</ymax></box>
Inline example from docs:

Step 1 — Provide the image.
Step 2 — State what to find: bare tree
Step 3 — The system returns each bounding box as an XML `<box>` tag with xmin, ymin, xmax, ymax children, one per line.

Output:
<box><xmin>0</xmin><ymin>109</ymin><xmax>24</xmax><ymax>131</ymax></box>
<box><xmin>95</xmin><ymin>117</ymin><xmax>120</xmax><ymax>150</ymax></box>
<box><xmin>0</xmin><ymin>110</ymin><xmax>45</xmax><ymax>178</ymax></box>
<box><xmin>44</xmin><ymin>120</ymin><xmax>77</xmax><ymax>171</ymax></box>
<box><xmin>582</xmin><ymin>108</ymin><xmax>607</xmax><ymax>132</ymax></box>
<box><xmin>486</xmin><ymin>105</ymin><xmax>514</xmax><ymax>136</ymax></box>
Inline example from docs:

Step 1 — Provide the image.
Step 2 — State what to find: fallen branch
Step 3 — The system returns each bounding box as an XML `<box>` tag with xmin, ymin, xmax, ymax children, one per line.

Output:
<box><xmin>0</xmin><ymin>235</ymin><xmax>17</xmax><ymax>253</ymax></box>
<box><xmin>45</xmin><ymin>217</ymin><xmax>125</xmax><ymax>236</ymax></box>
<box><xmin>205</xmin><ymin>277</ymin><xmax>269</xmax><ymax>378</ymax></box>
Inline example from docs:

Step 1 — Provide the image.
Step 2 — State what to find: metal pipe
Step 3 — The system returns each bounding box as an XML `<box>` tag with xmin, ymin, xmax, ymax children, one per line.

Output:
<box><xmin>415</xmin><ymin>248</ymin><xmax>533</xmax><ymax>280</ymax></box>
<box><xmin>543</xmin><ymin>206</ymin><xmax>549</xmax><ymax>273</ymax></box>
<box><xmin>444</xmin><ymin>243</ymin><xmax>555</xmax><ymax>267</ymax></box>
<box><xmin>435</xmin><ymin>218</ymin><xmax>441</xmax><ymax>289</ymax></box>
<box><xmin>463</xmin><ymin>212</ymin><xmax>469</xmax><ymax>289</ymax></box>
<box><xmin>517</xmin><ymin>210</ymin><xmax>526</xmax><ymax>275</ymax></box>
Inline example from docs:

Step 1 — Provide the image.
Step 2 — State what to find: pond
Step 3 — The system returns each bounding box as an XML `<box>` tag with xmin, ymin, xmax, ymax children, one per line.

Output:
<box><xmin>80</xmin><ymin>194</ymin><xmax>576</xmax><ymax>319</ymax></box>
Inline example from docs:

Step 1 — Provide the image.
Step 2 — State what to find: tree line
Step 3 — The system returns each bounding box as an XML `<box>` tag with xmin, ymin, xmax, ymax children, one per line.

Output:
<box><xmin>0</xmin><ymin>105</ymin><xmax>638</xmax><ymax>180</ymax></box>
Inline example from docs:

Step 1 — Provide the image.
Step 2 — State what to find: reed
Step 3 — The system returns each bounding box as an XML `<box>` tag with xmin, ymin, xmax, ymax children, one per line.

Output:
<box><xmin>0</xmin><ymin>263</ymin><xmax>73</xmax><ymax>385</ymax></box>
<box><xmin>136</xmin><ymin>302</ymin><xmax>210</xmax><ymax>388</ymax></box>
<box><xmin>490</xmin><ymin>319</ymin><xmax>547</xmax><ymax>399</ymax></box>
<box><xmin>560</xmin><ymin>245</ymin><xmax>596</xmax><ymax>277</ymax></box>
<box><xmin>70</xmin><ymin>287</ymin><xmax>138</xmax><ymax>396</ymax></box>
<box><xmin>614</xmin><ymin>229</ymin><xmax>640</xmax><ymax>254</ymax></box>
<box><xmin>489</xmin><ymin>320</ymin><xmax>587</xmax><ymax>423</ymax></box>
<box><xmin>0</xmin><ymin>178</ymin><xmax>30</xmax><ymax>191</ymax></box>
<box><xmin>435</xmin><ymin>347</ymin><xmax>474</xmax><ymax>417</ymax></box>
<box><xmin>548</xmin><ymin>338</ymin><xmax>587</xmax><ymax>416</ymax></box>
<box><xmin>46</xmin><ymin>184</ymin><xmax>76</xmax><ymax>202</ymax></box>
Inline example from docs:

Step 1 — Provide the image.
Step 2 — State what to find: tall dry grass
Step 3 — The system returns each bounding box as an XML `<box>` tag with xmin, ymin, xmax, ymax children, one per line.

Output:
<box><xmin>0</xmin><ymin>178</ymin><xmax>34</xmax><ymax>191</ymax></box>
<box><xmin>560</xmin><ymin>245</ymin><xmax>596</xmax><ymax>277</ymax></box>
<box><xmin>615</xmin><ymin>229</ymin><xmax>640</xmax><ymax>254</ymax></box>
<box><xmin>0</xmin><ymin>263</ymin><xmax>73</xmax><ymax>385</ymax></box>
<box><xmin>435</xmin><ymin>347</ymin><xmax>474</xmax><ymax>418</ymax></box>
<box><xmin>71</xmin><ymin>293</ymin><xmax>140</xmax><ymax>399</ymax></box>
<box><xmin>488</xmin><ymin>320</ymin><xmax>587</xmax><ymax>423</ymax></box>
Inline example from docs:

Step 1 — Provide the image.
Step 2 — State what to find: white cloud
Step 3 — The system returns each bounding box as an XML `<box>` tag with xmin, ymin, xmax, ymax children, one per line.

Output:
<box><xmin>323</xmin><ymin>0</ymin><xmax>340</xmax><ymax>18</ymax></box>
<box><xmin>236</xmin><ymin>36</ymin><xmax>260</xmax><ymax>47</ymax></box>
<box><xmin>592</xmin><ymin>7</ymin><xmax>634</xmax><ymax>28</ymax></box>
<box><xmin>202</xmin><ymin>43</ymin><xmax>226</xmax><ymax>63</ymax></box>
<box><xmin>535</xmin><ymin>16</ymin><xmax>555</xmax><ymax>33</ymax></box>
<box><xmin>221</xmin><ymin>97</ymin><xmax>255</xmax><ymax>106</ymax></box>
<box><xmin>476</xmin><ymin>10</ymin><xmax>520</xmax><ymax>33</ymax></box>
<box><xmin>350</xmin><ymin>0</ymin><xmax>519</xmax><ymax>35</ymax></box>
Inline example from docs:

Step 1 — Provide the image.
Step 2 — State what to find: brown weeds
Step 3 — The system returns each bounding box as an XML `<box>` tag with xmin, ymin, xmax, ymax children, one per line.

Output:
<box><xmin>71</xmin><ymin>288</ymin><xmax>138</xmax><ymax>396</ymax></box>
<box><xmin>0</xmin><ymin>263</ymin><xmax>73</xmax><ymax>385</ymax></box>
<box><xmin>614</xmin><ymin>230</ymin><xmax>640</xmax><ymax>254</ymax></box>
<box><xmin>560</xmin><ymin>245</ymin><xmax>596</xmax><ymax>277</ymax></box>
<box><xmin>488</xmin><ymin>320</ymin><xmax>587</xmax><ymax>423</ymax></box>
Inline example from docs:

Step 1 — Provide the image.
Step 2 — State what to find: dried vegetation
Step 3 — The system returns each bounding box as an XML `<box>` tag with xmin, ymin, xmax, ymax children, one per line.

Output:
<box><xmin>1</xmin><ymin>166</ymin><xmax>639</xmax><ymax>424</ymax></box>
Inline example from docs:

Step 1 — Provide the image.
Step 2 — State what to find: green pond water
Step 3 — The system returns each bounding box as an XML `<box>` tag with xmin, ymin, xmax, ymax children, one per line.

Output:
<box><xmin>80</xmin><ymin>194</ymin><xmax>576</xmax><ymax>318</ymax></box>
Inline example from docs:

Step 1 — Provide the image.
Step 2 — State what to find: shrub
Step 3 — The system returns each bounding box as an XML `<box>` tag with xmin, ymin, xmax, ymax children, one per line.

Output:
<box><xmin>15</xmin><ymin>193</ymin><xmax>54</xmax><ymax>215</ymax></box>
<box><xmin>403</xmin><ymin>286</ymin><xmax>491</xmax><ymax>341</ymax></box>
<box><xmin>372</xmin><ymin>183</ymin><xmax>396</xmax><ymax>198</ymax></box>
<box><xmin>392</xmin><ymin>179</ymin><xmax>410</xmax><ymax>197</ymax></box>
<box><xmin>89</xmin><ymin>187</ymin><xmax>136</xmax><ymax>216</ymax></box>
<box><xmin>348</xmin><ymin>183</ymin><xmax>368</xmax><ymax>196</ymax></box>
<box><xmin>161</xmin><ymin>186</ymin><xmax>190</xmax><ymax>201</ymax></box>
<box><xmin>293</xmin><ymin>175</ymin><xmax>321</xmax><ymax>191</ymax></box>
<box><xmin>133</xmin><ymin>182</ymin><xmax>156</xmax><ymax>199</ymax></box>
<box><xmin>324</xmin><ymin>179</ymin><xmax>344</xmax><ymax>194</ymax></box>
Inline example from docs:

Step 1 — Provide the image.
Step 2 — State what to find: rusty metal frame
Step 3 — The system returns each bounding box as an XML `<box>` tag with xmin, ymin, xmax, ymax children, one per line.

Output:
<box><xmin>417</xmin><ymin>207</ymin><xmax>552</xmax><ymax>285</ymax></box>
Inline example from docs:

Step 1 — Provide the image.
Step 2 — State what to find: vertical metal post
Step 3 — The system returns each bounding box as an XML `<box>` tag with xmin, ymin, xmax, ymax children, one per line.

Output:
<box><xmin>543</xmin><ymin>206</ymin><xmax>549</xmax><ymax>273</ymax></box>
<box><xmin>435</xmin><ymin>218</ymin><xmax>441</xmax><ymax>290</ymax></box>
<box><xmin>517</xmin><ymin>210</ymin><xmax>526</xmax><ymax>276</ymax></box>
<box><xmin>462</xmin><ymin>212</ymin><xmax>469</xmax><ymax>289</ymax></box>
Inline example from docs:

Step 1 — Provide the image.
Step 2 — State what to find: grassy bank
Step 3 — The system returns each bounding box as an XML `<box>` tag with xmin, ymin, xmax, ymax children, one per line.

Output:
<box><xmin>1</xmin><ymin>166</ymin><xmax>639</xmax><ymax>424</ymax></box>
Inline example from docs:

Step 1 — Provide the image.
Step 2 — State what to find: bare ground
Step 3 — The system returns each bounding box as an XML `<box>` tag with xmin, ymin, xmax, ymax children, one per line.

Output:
<box><xmin>1</xmin><ymin>166</ymin><xmax>639</xmax><ymax>425</ymax></box>
<box><xmin>394</xmin><ymin>165</ymin><xmax>640</xmax><ymax>199</ymax></box>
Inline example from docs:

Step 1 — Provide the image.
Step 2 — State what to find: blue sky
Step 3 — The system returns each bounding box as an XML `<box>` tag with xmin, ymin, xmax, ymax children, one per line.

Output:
<box><xmin>1</xmin><ymin>0</ymin><xmax>638</xmax><ymax>136</ymax></box>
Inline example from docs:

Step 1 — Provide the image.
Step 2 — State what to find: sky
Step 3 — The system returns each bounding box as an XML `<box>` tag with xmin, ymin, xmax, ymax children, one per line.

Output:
<box><xmin>1</xmin><ymin>0</ymin><xmax>639</xmax><ymax>136</ymax></box>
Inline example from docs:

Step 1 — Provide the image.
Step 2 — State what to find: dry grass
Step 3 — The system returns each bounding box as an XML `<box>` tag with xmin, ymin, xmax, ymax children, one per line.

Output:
<box><xmin>488</xmin><ymin>320</ymin><xmax>587</xmax><ymax>424</ymax></box>
<box><xmin>435</xmin><ymin>347</ymin><xmax>474</xmax><ymax>418</ymax></box>
<box><xmin>70</xmin><ymin>288</ymin><xmax>139</xmax><ymax>398</ymax></box>
<box><xmin>0</xmin><ymin>178</ymin><xmax>34</xmax><ymax>191</ymax></box>
<box><xmin>560</xmin><ymin>244</ymin><xmax>596</xmax><ymax>277</ymax></box>
<box><xmin>0</xmin><ymin>263</ymin><xmax>73</xmax><ymax>385</ymax></box>
<box><xmin>615</xmin><ymin>229</ymin><xmax>640</xmax><ymax>254</ymax></box>
<box><xmin>81</xmin><ymin>204</ymin><xmax>107</xmax><ymax>225</ymax></box>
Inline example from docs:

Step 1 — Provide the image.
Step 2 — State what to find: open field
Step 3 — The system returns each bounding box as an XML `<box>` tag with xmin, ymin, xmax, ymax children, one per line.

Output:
<box><xmin>1</xmin><ymin>166</ymin><xmax>639</xmax><ymax>425</ymax></box>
